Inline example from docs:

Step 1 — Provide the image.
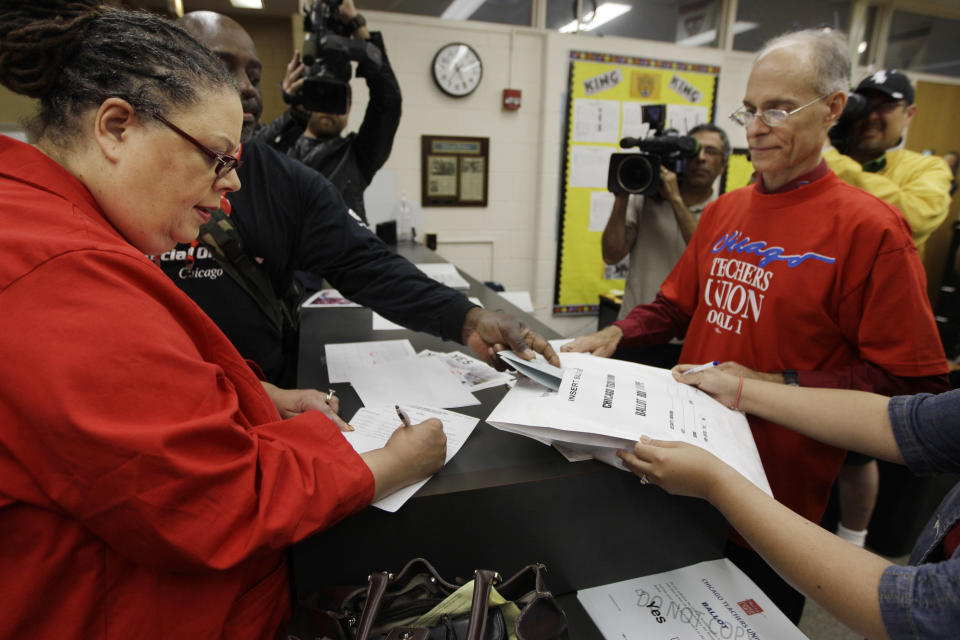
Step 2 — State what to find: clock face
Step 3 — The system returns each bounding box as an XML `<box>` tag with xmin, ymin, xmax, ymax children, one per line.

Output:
<box><xmin>432</xmin><ymin>43</ymin><xmax>483</xmax><ymax>98</ymax></box>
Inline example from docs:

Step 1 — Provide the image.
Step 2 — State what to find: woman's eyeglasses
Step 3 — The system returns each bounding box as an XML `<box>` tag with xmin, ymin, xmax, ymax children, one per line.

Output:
<box><xmin>151</xmin><ymin>112</ymin><xmax>242</xmax><ymax>178</ymax></box>
<box><xmin>729</xmin><ymin>93</ymin><xmax>831</xmax><ymax>128</ymax></box>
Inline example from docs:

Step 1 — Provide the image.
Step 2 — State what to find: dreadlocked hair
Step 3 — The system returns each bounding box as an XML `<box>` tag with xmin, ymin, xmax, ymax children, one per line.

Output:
<box><xmin>0</xmin><ymin>0</ymin><xmax>237</xmax><ymax>144</ymax></box>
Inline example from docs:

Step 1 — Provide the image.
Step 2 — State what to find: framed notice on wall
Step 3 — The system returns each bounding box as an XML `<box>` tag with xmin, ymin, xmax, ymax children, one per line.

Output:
<box><xmin>421</xmin><ymin>135</ymin><xmax>489</xmax><ymax>207</ymax></box>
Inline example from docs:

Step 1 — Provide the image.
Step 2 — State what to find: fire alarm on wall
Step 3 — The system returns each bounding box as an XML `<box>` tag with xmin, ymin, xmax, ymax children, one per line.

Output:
<box><xmin>502</xmin><ymin>88</ymin><xmax>522</xmax><ymax>110</ymax></box>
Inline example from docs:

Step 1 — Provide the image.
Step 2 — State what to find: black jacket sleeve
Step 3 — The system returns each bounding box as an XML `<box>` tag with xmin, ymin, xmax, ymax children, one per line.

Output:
<box><xmin>267</xmin><ymin>141</ymin><xmax>473</xmax><ymax>343</ymax></box>
<box><xmin>350</xmin><ymin>31</ymin><xmax>402</xmax><ymax>184</ymax></box>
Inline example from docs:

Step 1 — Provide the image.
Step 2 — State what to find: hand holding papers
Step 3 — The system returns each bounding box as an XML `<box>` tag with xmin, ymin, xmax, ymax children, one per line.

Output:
<box><xmin>487</xmin><ymin>352</ymin><xmax>771</xmax><ymax>496</ymax></box>
<box><xmin>497</xmin><ymin>349</ymin><xmax>562</xmax><ymax>391</ymax></box>
<box><xmin>344</xmin><ymin>405</ymin><xmax>479</xmax><ymax>511</ymax></box>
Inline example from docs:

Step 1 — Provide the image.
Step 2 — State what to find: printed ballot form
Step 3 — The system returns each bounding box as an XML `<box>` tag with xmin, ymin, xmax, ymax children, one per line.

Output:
<box><xmin>578</xmin><ymin>559</ymin><xmax>808</xmax><ymax>639</ymax></box>
<box><xmin>344</xmin><ymin>405</ymin><xmax>479</xmax><ymax>512</ymax></box>
<box><xmin>487</xmin><ymin>352</ymin><xmax>771</xmax><ymax>495</ymax></box>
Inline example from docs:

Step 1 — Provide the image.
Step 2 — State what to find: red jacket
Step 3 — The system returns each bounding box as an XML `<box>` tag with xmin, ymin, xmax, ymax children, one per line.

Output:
<box><xmin>0</xmin><ymin>135</ymin><xmax>374</xmax><ymax>638</ymax></box>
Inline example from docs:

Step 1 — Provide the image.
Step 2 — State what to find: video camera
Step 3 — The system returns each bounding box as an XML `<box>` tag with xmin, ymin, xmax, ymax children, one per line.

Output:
<box><xmin>828</xmin><ymin>92</ymin><xmax>871</xmax><ymax>154</ymax></box>
<box><xmin>607</xmin><ymin>134</ymin><xmax>701</xmax><ymax>195</ymax></box>
<box><xmin>295</xmin><ymin>0</ymin><xmax>382</xmax><ymax>115</ymax></box>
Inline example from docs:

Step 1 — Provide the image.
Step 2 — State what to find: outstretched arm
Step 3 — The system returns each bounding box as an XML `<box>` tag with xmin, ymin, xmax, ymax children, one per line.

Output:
<box><xmin>674</xmin><ymin>365</ymin><xmax>903</xmax><ymax>463</ymax></box>
<box><xmin>618</xmin><ymin>435</ymin><xmax>892</xmax><ymax>640</ymax></box>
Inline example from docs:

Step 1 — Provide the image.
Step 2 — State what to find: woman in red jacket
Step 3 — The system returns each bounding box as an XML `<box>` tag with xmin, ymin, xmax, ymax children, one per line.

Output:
<box><xmin>0</xmin><ymin>2</ymin><xmax>444</xmax><ymax>638</ymax></box>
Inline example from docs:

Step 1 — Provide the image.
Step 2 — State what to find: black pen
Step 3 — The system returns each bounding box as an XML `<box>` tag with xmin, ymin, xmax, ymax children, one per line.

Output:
<box><xmin>395</xmin><ymin>404</ymin><xmax>411</xmax><ymax>426</ymax></box>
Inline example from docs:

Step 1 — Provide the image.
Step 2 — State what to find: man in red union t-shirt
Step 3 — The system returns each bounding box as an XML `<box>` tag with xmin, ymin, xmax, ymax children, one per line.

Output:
<box><xmin>564</xmin><ymin>28</ymin><xmax>948</xmax><ymax>623</ymax></box>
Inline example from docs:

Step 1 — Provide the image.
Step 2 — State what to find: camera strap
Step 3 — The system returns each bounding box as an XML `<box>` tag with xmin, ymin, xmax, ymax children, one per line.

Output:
<box><xmin>197</xmin><ymin>209</ymin><xmax>301</xmax><ymax>337</ymax></box>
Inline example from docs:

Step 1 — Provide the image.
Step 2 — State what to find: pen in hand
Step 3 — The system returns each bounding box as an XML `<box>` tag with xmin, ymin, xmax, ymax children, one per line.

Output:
<box><xmin>682</xmin><ymin>360</ymin><xmax>719</xmax><ymax>376</ymax></box>
<box><xmin>395</xmin><ymin>404</ymin><xmax>411</xmax><ymax>427</ymax></box>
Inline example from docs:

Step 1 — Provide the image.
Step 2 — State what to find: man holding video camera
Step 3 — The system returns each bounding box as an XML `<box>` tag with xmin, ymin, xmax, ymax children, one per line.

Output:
<box><xmin>602</xmin><ymin>124</ymin><xmax>729</xmax><ymax>322</ymax></box>
<box><xmin>823</xmin><ymin>69</ymin><xmax>952</xmax><ymax>552</ymax></box>
<box><xmin>258</xmin><ymin>0</ymin><xmax>400</xmax><ymax>224</ymax></box>
<box><xmin>825</xmin><ymin>70</ymin><xmax>952</xmax><ymax>259</ymax></box>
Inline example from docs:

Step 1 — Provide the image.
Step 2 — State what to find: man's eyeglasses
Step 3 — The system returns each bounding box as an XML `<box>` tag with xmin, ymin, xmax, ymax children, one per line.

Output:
<box><xmin>729</xmin><ymin>93</ymin><xmax>830</xmax><ymax>128</ymax></box>
<box><xmin>151</xmin><ymin>112</ymin><xmax>242</xmax><ymax>178</ymax></box>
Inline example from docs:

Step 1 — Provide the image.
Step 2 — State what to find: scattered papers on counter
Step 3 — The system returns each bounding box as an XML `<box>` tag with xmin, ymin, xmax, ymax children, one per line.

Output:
<box><xmin>578</xmin><ymin>559</ymin><xmax>807</xmax><ymax>639</ymax></box>
<box><xmin>415</xmin><ymin>263</ymin><xmax>470</xmax><ymax>290</ymax></box>
<box><xmin>324</xmin><ymin>339</ymin><xmax>416</xmax><ymax>383</ymax></box>
<box><xmin>372</xmin><ymin>312</ymin><xmax>404</xmax><ymax>331</ymax></box>
<box><xmin>344</xmin><ymin>405</ymin><xmax>479</xmax><ymax>512</ymax></box>
<box><xmin>418</xmin><ymin>349</ymin><xmax>514</xmax><ymax>392</ymax></box>
<box><xmin>486</xmin><ymin>352</ymin><xmax>771</xmax><ymax>496</ymax></box>
<box><xmin>349</xmin><ymin>355</ymin><xmax>481</xmax><ymax>409</ymax></box>
<box><xmin>303</xmin><ymin>289</ymin><xmax>361</xmax><ymax>307</ymax></box>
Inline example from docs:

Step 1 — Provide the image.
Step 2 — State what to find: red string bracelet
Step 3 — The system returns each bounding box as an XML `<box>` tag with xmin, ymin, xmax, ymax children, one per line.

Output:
<box><xmin>732</xmin><ymin>376</ymin><xmax>744</xmax><ymax>411</ymax></box>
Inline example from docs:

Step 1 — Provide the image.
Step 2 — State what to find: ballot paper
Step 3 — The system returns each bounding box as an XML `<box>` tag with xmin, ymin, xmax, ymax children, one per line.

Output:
<box><xmin>348</xmin><ymin>356</ymin><xmax>480</xmax><ymax>408</ymax></box>
<box><xmin>486</xmin><ymin>352</ymin><xmax>771</xmax><ymax>496</ymax></box>
<box><xmin>344</xmin><ymin>405</ymin><xmax>479</xmax><ymax>512</ymax></box>
<box><xmin>497</xmin><ymin>350</ymin><xmax>562</xmax><ymax>391</ymax></box>
<box><xmin>371</xmin><ymin>312</ymin><xmax>404</xmax><ymax>330</ymax></box>
<box><xmin>415</xmin><ymin>263</ymin><xmax>470</xmax><ymax>290</ymax></box>
<box><xmin>577</xmin><ymin>558</ymin><xmax>808</xmax><ymax>639</ymax></box>
<box><xmin>418</xmin><ymin>349</ymin><xmax>514</xmax><ymax>391</ymax></box>
<box><xmin>324</xmin><ymin>339</ymin><xmax>417</xmax><ymax>383</ymax></box>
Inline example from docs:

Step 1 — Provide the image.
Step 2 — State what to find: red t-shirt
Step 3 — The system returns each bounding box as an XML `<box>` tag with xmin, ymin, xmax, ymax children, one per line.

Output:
<box><xmin>0</xmin><ymin>136</ymin><xmax>375</xmax><ymax>638</ymax></box>
<box><xmin>618</xmin><ymin>171</ymin><xmax>946</xmax><ymax>530</ymax></box>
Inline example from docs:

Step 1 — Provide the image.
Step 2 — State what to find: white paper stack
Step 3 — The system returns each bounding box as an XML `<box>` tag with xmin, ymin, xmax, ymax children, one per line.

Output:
<box><xmin>487</xmin><ymin>352</ymin><xmax>771</xmax><ymax>496</ymax></box>
<box><xmin>414</xmin><ymin>263</ymin><xmax>470</xmax><ymax>290</ymax></box>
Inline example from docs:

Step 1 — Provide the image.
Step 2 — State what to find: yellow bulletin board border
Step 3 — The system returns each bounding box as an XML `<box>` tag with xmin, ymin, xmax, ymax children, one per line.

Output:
<box><xmin>722</xmin><ymin>148</ymin><xmax>754</xmax><ymax>194</ymax></box>
<box><xmin>553</xmin><ymin>50</ymin><xmax>721</xmax><ymax>316</ymax></box>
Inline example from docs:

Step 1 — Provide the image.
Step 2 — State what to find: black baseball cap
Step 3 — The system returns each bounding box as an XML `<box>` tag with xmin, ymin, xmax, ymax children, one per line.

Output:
<box><xmin>855</xmin><ymin>69</ymin><xmax>914</xmax><ymax>104</ymax></box>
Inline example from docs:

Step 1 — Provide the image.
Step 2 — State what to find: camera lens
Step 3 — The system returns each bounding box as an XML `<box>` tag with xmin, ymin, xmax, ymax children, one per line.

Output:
<box><xmin>617</xmin><ymin>155</ymin><xmax>655</xmax><ymax>193</ymax></box>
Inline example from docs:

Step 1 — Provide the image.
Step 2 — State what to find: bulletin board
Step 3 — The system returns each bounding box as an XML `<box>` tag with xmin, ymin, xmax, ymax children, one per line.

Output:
<box><xmin>553</xmin><ymin>50</ymin><xmax>720</xmax><ymax>315</ymax></box>
<box><xmin>723</xmin><ymin>148</ymin><xmax>754</xmax><ymax>193</ymax></box>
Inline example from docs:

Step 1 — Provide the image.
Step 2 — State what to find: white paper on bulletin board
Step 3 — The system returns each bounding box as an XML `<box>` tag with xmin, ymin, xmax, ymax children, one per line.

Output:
<box><xmin>569</xmin><ymin>145</ymin><xmax>615</xmax><ymax>188</ymax></box>
<box><xmin>572</xmin><ymin>99</ymin><xmax>621</xmax><ymax>143</ymax></box>
<box><xmin>666</xmin><ymin>104</ymin><xmax>709</xmax><ymax>133</ymax></box>
<box><xmin>621</xmin><ymin>102</ymin><xmax>650</xmax><ymax>140</ymax></box>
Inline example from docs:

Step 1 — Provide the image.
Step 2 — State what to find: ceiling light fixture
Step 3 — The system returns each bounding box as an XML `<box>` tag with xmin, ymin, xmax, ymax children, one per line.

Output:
<box><xmin>558</xmin><ymin>3</ymin><xmax>631</xmax><ymax>34</ymax></box>
<box><xmin>674</xmin><ymin>21</ymin><xmax>758</xmax><ymax>47</ymax></box>
<box><xmin>230</xmin><ymin>0</ymin><xmax>264</xmax><ymax>9</ymax></box>
<box><xmin>441</xmin><ymin>0</ymin><xmax>487</xmax><ymax>20</ymax></box>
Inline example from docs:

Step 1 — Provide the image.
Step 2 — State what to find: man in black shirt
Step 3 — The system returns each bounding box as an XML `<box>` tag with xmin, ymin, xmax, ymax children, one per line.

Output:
<box><xmin>166</xmin><ymin>11</ymin><xmax>557</xmax><ymax>389</ymax></box>
<box><xmin>258</xmin><ymin>0</ymin><xmax>398</xmax><ymax>223</ymax></box>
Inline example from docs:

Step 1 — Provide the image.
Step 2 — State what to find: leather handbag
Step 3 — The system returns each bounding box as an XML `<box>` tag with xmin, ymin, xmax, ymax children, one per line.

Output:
<box><xmin>286</xmin><ymin>557</ymin><xmax>569</xmax><ymax>640</ymax></box>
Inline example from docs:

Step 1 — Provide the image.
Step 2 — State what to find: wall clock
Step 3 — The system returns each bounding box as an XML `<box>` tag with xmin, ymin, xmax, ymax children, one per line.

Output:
<box><xmin>431</xmin><ymin>42</ymin><xmax>483</xmax><ymax>98</ymax></box>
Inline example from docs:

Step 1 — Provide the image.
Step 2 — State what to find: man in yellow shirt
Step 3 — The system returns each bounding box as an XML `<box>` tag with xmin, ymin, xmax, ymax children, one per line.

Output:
<box><xmin>824</xmin><ymin>69</ymin><xmax>952</xmax><ymax>551</ymax></box>
<box><xmin>825</xmin><ymin>69</ymin><xmax>951</xmax><ymax>259</ymax></box>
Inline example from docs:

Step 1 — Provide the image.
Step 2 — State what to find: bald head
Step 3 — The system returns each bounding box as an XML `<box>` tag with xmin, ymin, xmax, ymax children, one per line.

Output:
<box><xmin>756</xmin><ymin>29</ymin><xmax>850</xmax><ymax>97</ymax></box>
<box><xmin>180</xmin><ymin>11</ymin><xmax>263</xmax><ymax>141</ymax></box>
